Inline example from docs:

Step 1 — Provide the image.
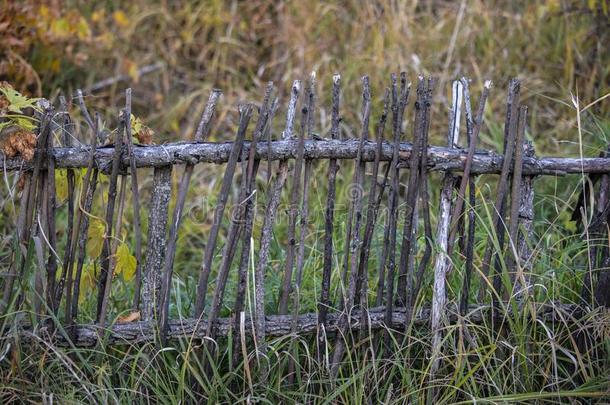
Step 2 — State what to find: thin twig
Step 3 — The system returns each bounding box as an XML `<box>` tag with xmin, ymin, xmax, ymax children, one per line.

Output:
<box><xmin>374</xmin><ymin>162</ymin><xmax>392</xmax><ymax>307</ymax></box>
<box><xmin>457</xmin><ymin>80</ymin><xmax>491</xmax><ymax>315</ymax></box>
<box><xmin>507</xmin><ymin>106</ymin><xmax>528</xmax><ymax>295</ymax></box>
<box><xmin>124</xmin><ymin>89</ymin><xmax>143</xmax><ymax>311</ymax></box>
<box><xmin>318</xmin><ymin>74</ymin><xmax>341</xmax><ymax>364</ymax></box>
<box><xmin>253</xmin><ymin>80</ymin><xmax>301</xmax><ymax>378</ymax></box>
<box><xmin>356</xmin><ymin>88</ymin><xmax>390</xmax><ymax>332</ymax></box>
<box><xmin>193</xmin><ymin>104</ymin><xmax>253</xmax><ymax>317</ymax></box>
<box><xmin>55</xmin><ymin>96</ymin><xmax>75</xmax><ymax>316</ymax></box>
<box><xmin>203</xmin><ymin>105</ymin><xmax>256</xmax><ymax>337</ymax></box>
<box><xmin>97</xmin><ymin>111</ymin><xmax>126</xmax><ymax>326</ymax></box>
<box><xmin>448</xmin><ymin>79</ymin><xmax>492</xmax><ymax>257</ymax></box>
<box><xmin>330</xmin><ymin>75</ymin><xmax>372</xmax><ymax>377</ymax></box>
<box><xmin>406</xmin><ymin>79</ymin><xmax>435</xmax><ymax>318</ymax></box>
<box><xmin>397</xmin><ymin>77</ymin><xmax>428</xmax><ymax>307</ymax></box>
<box><xmin>278</xmin><ymin>101</ymin><xmax>307</xmax><ymax>315</ymax></box>
<box><xmin>45</xmin><ymin>125</ymin><xmax>58</xmax><ymax>317</ymax></box>
<box><xmin>68</xmin><ymin>95</ymin><xmax>101</xmax><ymax>326</ymax></box>
<box><xmin>384</xmin><ymin>73</ymin><xmax>410</xmax><ymax>348</ymax></box>
<box><xmin>159</xmin><ymin>89</ymin><xmax>222</xmax><ymax>342</ymax></box>
<box><xmin>478</xmin><ymin>79</ymin><xmax>521</xmax><ymax>303</ymax></box>
<box><xmin>294</xmin><ymin>71</ymin><xmax>316</xmax><ymax>310</ymax></box>
<box><xmin>232</xmin><ymin>89</ymin><xmax>277</xmax><ymax>367</ymax></box>
<box><xmin>84</xmin><ymin>62</ymin><xmax>164</xmax><ymax>93</ymax></box>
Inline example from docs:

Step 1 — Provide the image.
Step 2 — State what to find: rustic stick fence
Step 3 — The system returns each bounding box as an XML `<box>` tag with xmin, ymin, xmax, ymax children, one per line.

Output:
<box><xmin>1</xmin><ymin>74</ymin><xmax>609</xmax><ymax>372</ymax></box>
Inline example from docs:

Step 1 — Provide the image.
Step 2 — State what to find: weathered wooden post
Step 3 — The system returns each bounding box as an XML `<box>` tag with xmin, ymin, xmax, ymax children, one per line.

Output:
<box><xmin>141</xmin><ymin>166</ymin><xmax>172</xmax><ymax>322</ymax></box>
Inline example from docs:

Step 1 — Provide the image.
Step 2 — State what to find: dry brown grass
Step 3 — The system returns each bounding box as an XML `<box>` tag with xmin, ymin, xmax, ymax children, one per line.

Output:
<box><xmin>1</xmin><ymin>0</ymin><xmax>608</xmax><ymax>154</ymax></box>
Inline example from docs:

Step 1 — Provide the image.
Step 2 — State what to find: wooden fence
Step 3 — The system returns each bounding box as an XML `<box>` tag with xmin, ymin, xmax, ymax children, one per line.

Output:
<box><xmin>1</xmin><ymin>74</ymin><xmax>608</xmax><ymax>376</ymax></box>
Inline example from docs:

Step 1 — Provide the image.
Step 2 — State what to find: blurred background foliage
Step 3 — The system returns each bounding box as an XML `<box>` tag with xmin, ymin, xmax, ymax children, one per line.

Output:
<box><xmin>1</xmin><ymin>0</ymin><xmax>608</xmax><ymax>154</ymax></box>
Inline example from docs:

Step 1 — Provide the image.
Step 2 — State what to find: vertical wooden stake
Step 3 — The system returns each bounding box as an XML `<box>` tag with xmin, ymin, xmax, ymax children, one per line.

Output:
<box><xmin>318</xmin><ymin>74</ymin><xmax>341</xmax><ymax>365</ymax></box>
<box><xmin>430</xmin><ymin>79</ymin><xmax>463</xmax><ymax>378</ymax></box>
<box><xmin>141</xmin><ymin>166</ymin><xmax>172</xmax><ymax>322</ymax></box>
<box><xmin>253</xmin><ymin>80</ymin><xmax>301</xmax><ymax>380</ymax></box>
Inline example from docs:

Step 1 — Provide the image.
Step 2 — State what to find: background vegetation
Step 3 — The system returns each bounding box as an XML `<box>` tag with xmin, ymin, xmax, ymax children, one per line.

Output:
<box><xmin>0</xmin><ymin>0</ymin><xmax>609</xmax><ymax>403</ymax></box>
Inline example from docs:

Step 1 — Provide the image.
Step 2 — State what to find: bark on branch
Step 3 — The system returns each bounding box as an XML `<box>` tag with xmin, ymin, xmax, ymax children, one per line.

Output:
<box><xmin>3</xmin><ymin>139</ymin><xmax>610</xmax><ymax>175</ymax></box>
<box><xmin>24</xmin><ymin>303</ymin><xmax>583</xmax><ymax>347</ymax></box>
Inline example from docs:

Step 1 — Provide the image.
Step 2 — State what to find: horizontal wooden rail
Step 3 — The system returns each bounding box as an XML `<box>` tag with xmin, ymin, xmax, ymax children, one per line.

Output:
<box><xmin>2</xmin><ymin>138</ymin><xmax>610</xmax><ymax>175</ymax></box>
<box><xmin>24</xmin><ymin>303</ymin><xmax>582</xmax><ymax>347</ymax></box>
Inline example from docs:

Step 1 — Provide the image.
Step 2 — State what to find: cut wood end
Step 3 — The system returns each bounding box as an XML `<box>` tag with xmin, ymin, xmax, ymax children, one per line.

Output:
<box><xmin>292</xmin><ymin>80</ymin><xmax>301</xmax><ymax>93</ymax></box>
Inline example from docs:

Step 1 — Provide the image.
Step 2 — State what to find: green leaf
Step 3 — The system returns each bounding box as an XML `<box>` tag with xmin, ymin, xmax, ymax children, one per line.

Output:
<box><xmin>13</xmin><ymin>116</ymin><xmax>37</xmax><ymax>131</ymax></box>
<box><xmin>0</xmin><ymin>87</ymin><xmax>40</xmax><ymax>114</ymax></box>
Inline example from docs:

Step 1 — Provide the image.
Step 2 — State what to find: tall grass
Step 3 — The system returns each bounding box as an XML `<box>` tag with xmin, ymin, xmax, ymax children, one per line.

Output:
<box><xmin>1</xmin><ymin>107</ymin><xmax>609</xmax><ymax>402</ymax></box>
<box><xmin>1</xmin><ymin>0</ymin><xmax>609</xmax><ymax>403</ymax></box>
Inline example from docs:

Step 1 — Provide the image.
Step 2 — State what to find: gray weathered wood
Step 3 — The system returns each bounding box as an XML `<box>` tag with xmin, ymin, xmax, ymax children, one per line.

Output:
<box><xmin>159</xmin><ymin>89</ymin><xmax>222</xmax><ymax>341</ymax></box>
<box><xmin>516</xmin><ymin>141</ymin><xmax>536</xmax><ymax>301</ymax></box>
<box><xmin>30</xmin><ymin>303</ymin><xmax>582</xmax><ymax>347</ymax></box>
<box><xmin>5</xmin><ymin>139</ymin><xmax>610</xmax><ymax>176</ymax></box>
<box><xmin>253</xmin><ymin>80</ymin><xmax>300</xmax><ymax>376</ymax></box>
<box><xmin>508</xmin><ymin>106</ymin><xmax>528</xmax><ymax>297</ymax></box>
<box><xmin>141</xmin><ymin>166</ymin><xmax>173</xmax><ymax>322</ymax></box>
<box><xmin>430</xmin><ymin>79</ymin><xmax>462</xmax><ymax>376</ymax></box>
<box><xmin>479</xmin><ymin>79</ymin><xmax>521</xmax><ymax>303</ymax></box>
<box><xmin>318</xmin><ymin>74</ymin><xmax>341</xmax><ymax>363</ymax></box>
<box><xmin>193</xmin><ymin>105</ymin><xmax>252</xmax><ymax>317</ymax></box>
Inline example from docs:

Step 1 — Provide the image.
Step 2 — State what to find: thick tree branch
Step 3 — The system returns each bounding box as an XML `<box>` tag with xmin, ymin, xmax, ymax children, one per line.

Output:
<box><xmin>3</xmin><ymin>139</ymin><xmax>609</xmax><ymax>175</ymax></box>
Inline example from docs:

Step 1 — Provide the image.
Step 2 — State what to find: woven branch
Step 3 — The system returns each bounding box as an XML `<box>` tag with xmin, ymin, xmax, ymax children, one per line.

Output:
<box><xmin>3</xmin><ymin>139</ymin><xmax>610</xmax><ymax>175</ymax></box>
<box><xmin>26</xmin><ymin>303</ymin><xmax>582</xmax><ymax>347</ymax></box>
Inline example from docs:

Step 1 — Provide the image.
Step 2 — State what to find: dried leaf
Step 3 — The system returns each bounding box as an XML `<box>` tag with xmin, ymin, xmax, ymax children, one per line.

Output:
<box><xmin>0</xmin><ymin>130</ymin><xmax>37</xmax><ymax>160</ymax></box>
<box><xmin>130</xmin><ymin>114</ymin><xmax>154</xmax><ymax>144</ymax></box>
<box><xmin>135</xmin><ymin>127</ymin><xmax>154</xmax><ymax>145</ymax></box>
<box><xmin>117</xmin><ymin>311</ymin><xmax>140</xmax><ymax>324</ymax></box>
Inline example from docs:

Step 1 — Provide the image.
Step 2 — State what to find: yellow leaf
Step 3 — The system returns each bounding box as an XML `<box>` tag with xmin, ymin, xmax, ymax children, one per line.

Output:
<box><xmin>130</xmin><ymin>114</ymin><xmax>143</xmax><ymax>134</ymax></box>
<box><xmin>126</xmin><ymin>61</ymin><xmax>139</xmax><ymax>83</ymax></box>
<box><xmin>50</xmin><ymin>18</ymin><xmax>71</xmax><ymax>39</ymax></box>
<box><xmin>50</xmin><ymin>59</ymin><xmax>61</xmax><ymax>73</ymax></box>
<box><xmin>87</xmin><ymin>219</ymin><xmax>106</xmax><ymax>260</ymax></box>
<box><xmin>76</xmin><ymin>17</ymin><xmax>91</xmax><ymax>40</ymax></box>
<box><xmin>55</xmin><ymin>169</ymin><xmax>68</xmax><ymax>202</ymax></box>
<box><xmin>115</xmin><ymin>242</ymin><xmax>137</xmax><ymax>281</ymax></box>
<box><xmin>117</xmin><ymin>311</ymin><xmax>140</xmax><ymax>323</ymax></box>
<box><xmin>91</xmin><ymin>10</ymin><xmax>105</xmax><ymax>23</ymax></box>
<box><xmin>79</xmin><ymin>264</ymin><xmax>96</xmax><ymax>303</ymax></box>
<box><xmin>39</xmin><ymin>5</ymin><xmax>50</xmax><ymax>20</ymax></box>
<box><xmin>113</xmin><ymin>10</ymin><xmax>129</xmax><ymax>28</ymax></box>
